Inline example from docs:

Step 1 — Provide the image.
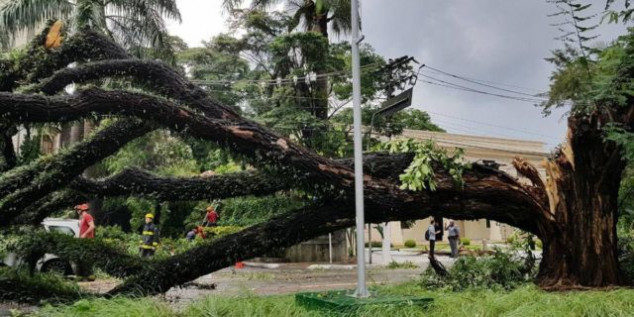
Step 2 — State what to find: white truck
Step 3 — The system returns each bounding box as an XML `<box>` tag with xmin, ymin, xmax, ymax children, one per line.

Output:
<box><xmin>1</xmin><ymin>218</ymin><xmax>80</xmax><ymax>275</ymax></box>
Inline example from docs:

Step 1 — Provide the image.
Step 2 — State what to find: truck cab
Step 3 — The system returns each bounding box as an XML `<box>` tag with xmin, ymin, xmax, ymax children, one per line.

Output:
<box><xmin>2</xmin><ymin>218</ymin><xmax>80</xmax><ymax>276</ymax></box>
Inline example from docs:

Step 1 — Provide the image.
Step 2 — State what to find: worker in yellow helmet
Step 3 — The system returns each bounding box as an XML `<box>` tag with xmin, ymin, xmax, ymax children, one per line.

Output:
<box><xmin>140</xmin><ymin>213</ymin><xmax>160</xmax><ymax>257</ymax></box>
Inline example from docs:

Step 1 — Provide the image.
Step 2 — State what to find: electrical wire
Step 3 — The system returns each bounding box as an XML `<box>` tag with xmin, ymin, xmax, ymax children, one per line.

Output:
<box><xmin>189</xmin><ymin>62</ymin><xmax>382</xmax><ymax>85</ymax></box>
<box><xmin>419</xmin><ymin>74</ymin><xmax>548</xmax><ymax>103</ymax></box>
<box><xmin>426</xmin><ymin>110</ymin><xmax>557</xmax><ymax>140</ymax></box>
<box><xmin>423</xmin><ymin>65</ymin><xmax>545</xmax><ymax>93</ymax></box>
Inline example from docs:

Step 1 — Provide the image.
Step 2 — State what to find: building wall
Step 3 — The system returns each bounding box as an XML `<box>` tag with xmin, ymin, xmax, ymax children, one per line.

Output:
<box><xmin>285</xmin><ymin>229</ymin><xmax>352</xmax><ymax>263</ymax></box>
<box><xmin>363</xmin><ymin>130</ymin><xmax>549</xmax><ymax>244</ymax></box>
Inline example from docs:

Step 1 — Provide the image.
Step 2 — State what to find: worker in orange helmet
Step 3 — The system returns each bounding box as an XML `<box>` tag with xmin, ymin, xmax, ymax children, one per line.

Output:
<box><xmin>202</xmin><ymin>205</ymin><xmax>218</xmax><ymax>227</ymax></box>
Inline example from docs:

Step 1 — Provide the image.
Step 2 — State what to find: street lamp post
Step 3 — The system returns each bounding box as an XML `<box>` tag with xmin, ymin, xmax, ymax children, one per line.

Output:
<box><xmin>350</xmin><ymin>0</ymin><xmax>369</xmax><ymax>298</ymax></box>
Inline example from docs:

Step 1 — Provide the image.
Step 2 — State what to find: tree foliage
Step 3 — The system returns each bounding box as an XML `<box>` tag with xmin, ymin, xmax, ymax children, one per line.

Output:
<box><xmin>0</xmin><ymin>0</ymin><xmax>181</xmax><ymax>50</ymax></box>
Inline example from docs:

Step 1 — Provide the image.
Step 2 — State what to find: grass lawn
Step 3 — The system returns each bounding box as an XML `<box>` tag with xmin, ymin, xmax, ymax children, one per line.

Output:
<box><xmin>36</xmin><ymin>282</ymin><xmax>634</xmax><ymax>316</ymax></box>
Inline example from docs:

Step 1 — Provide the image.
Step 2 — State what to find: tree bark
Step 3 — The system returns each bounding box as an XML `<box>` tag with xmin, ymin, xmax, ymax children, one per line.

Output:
<box><xmin>12</xmin><ymin>190</ymin><xmax>87</xmax><ymax>226</ymax></box>
<box><xmin>0</xmin><ymin>122</ymin><xmax>17</xmax><ymax>171</ymax></box>
<box><xmin>0</xmin><ymin>89</ymin><xmax>546</xmax><ymax>232</ymax></box>
<box><xmin>10</xmin><ymin>153</ymin><xmax>414</xmax><ymax>225</ymax></box>
<box><xmin>0</xmin><ymin>120</ymin><xmax>152</xmax><ymax>225</ymax></box>
<box><xmin>536</xmin><ymin>115</ymin><xmax>626</xmax><ymax>289</ymax></box>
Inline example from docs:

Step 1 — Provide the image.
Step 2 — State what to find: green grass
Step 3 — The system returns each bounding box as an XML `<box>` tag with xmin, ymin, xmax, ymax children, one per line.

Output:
<box><xmin>38</xmin><ymin>297</ymin><xmax>173</xmax><ymax>317</ymax></box>
<box><xmin>34</xmin><ymin>282</ymin><xmax>634</xmax><ymax>317</ymax></box>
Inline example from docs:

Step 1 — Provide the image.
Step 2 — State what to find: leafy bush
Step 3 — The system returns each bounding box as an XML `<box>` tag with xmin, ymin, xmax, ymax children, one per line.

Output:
<box><xmin>184</xmin><ymin>194</ymin><xmax>307</xmax><ymax>228</ymax></box>
<box><xmin>365</xmin><ymin>241</ymin><xmax>381</xmax><ymax>248</ymax></box>
<box><xmin>387</xmin><ymin>261</ymin><xmax>418</xmax><ymax>269</ymax></box>
<box><xmin>365</xmin><ymin>241</ymin><xmax>393</xmax><ymax>248</ymax></box>
<box><xmin>420</xmin><ymin>249</ymin><xmax>534</xmax><ymax>291</ymax></box>
<box><xmin>0</xmin><ymin>232</ymin><xmax>19</xmax><ymax>259</ymax></box>
<box><xmin>95</xmin><ymin>225</ymin><xmax>129</xmax><ymax>241</ymax></box>
<box><xmin>0</xmin><ymin>267</ymin><xmax>84</xmax><ymax>304</ymax></box>
<box><xmin>201</xmin><ymin>226</ymin><xmax>244</xmax><ymax>237</ymax></box>
<box><xmin>618</xmin><ymin>233</ymin><xmax>634</xmax><ymax>285</ymax></box>
<box><xmin>460</xmin><ymin>237</ymin><xmax>471</xmax><ymax>246</ymax></box>
<box><xmin>404</xmin><ymin>239</ymin><xmax>417</xmax><ymax>248</ymax></box>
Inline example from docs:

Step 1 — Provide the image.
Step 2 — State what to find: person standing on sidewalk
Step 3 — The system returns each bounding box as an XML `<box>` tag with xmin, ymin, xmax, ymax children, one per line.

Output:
<box><xmin>75</xmin><ymin>203</ymin><xmax>95</xmax><ymax>281</ymax></box>
<box><xmin>446</xmin><ymin>220</ymin><xmax>460</xmax><ymax>258</ymax></box>
<box><xmin>427</xmin><ymin>219</ymin><xmax>441</xmax><ymax>258</ymax></box>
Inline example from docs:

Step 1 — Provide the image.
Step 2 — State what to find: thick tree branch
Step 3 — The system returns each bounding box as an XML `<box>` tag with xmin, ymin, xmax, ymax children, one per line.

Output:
<box><xmin>0</xmin><ymin>122</ymin><xmax>17</xmax><ymax>172</ymax></box>
<box><xmin>0</xmin><ymin>89</ymin><xmax>548</xmax><ymax>232</ymax></box>
<box><xmin>11</xmin><ymin>190</ymin><xmax>87</xmax><ymax>226</ymax></box>
<box><xmin>0</xmin><ymin>120</ymin><xmax>153</xmax><ymax>225</ymax></box>
<box><xmin>109</xmin><ymin>166</ymin><xmax>547</xmax><ymax>296</ymax></box>
<box><xmin>73</xmin><ymin>168</ymin><xmax>289</xmax><ymax>201</ymax></box>
<box><xmin>11</xmin><ymin>153</ymin><xmax>414</xmax><ymax>225</ymax></box>
<box><xmin>31</xmin><ymin>59</ymin><xmax>239</xmax><ymax>120</ymax></box>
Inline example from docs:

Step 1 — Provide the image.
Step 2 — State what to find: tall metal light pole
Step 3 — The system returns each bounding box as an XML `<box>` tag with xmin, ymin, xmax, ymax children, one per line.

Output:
<box><xmin>350</xmin><ymin>0</ymin><xmax>369</xmax><ymax>298</ymax></box>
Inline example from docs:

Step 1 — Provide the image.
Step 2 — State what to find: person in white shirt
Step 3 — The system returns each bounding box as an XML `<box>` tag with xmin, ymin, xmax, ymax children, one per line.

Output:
<box><xmin>446</xmin><ymin>220</ymin><xmax>460</xmax><ymax>258</ymax></box>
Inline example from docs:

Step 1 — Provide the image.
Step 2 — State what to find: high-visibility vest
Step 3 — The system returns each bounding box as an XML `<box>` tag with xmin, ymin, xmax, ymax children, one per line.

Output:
<box><xmin>141</xmin><ymin>223</ymin><xmax>159</xmax><ymax>250</ymax></box>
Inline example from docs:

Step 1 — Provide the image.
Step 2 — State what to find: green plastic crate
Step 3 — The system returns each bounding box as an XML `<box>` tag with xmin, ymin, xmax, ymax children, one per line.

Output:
<box><xmin>296</xmin><ymin>289</ymin><xmax>433</xmax><ymax>313</ymax></box>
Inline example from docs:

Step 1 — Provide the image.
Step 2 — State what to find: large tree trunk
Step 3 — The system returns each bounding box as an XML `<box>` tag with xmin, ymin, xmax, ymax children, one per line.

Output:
<box><xmin>536</xmin><ymin>115</ymin><xmax>626</xmax><ymax>289</ymax></box>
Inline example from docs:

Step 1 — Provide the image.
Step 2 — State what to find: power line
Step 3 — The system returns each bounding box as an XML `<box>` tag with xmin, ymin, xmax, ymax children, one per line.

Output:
<box><xmin>419</xmin><ymin>74</ymin><xmax>547</xmax><ymax>103</ymax></box>
<box><xmin>423</xmin><ymin>65</ymin><xmax>545</xmax><ymax>93</ymax></box>
<box><xmin>427</xmin><ymin>110</ymin><xmax>558</xmax><ymax>140</ymax></box>
<box><xmin>432</xmin><ymin>118</ymin><xmax>522</xmax><ymax>140</ymax></box>
<box><xmin>422</xmin><ymin>69</ymin><xmax>544</xmax><ymax>98</ymax></box>
<box><xmin>190</xmin><ymin>62</ymin><xmax>382</xmax><ymax>86</ymax></box>
<box><xmin>419</xmin><ymin>66</ymin><xmax>590</xmax><ymax>107</ymax></box>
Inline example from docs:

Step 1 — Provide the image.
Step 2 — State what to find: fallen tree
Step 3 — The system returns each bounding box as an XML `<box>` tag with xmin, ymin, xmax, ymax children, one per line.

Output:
<box><xmin>0</xmin><ymin>22</ymin><xmax>632</xmax><ymax>298</ymax></box>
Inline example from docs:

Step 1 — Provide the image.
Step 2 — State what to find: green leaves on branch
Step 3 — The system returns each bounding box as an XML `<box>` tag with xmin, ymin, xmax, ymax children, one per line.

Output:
<box><xmin>605</xmin><ymin>123</ymin><xmax>634</xmax><ymax>161</ymax></box>
<box><xmin>380</xmin><ymin>139</ymin><xmax>468</xmax><ymax>191</ymax></box>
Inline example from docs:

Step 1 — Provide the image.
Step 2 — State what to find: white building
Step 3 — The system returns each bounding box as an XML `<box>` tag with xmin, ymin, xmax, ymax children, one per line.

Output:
<box><xmin>366</xmin><ymin>129</ymin><xmax>549</xmax><ymax>245</ymax></box>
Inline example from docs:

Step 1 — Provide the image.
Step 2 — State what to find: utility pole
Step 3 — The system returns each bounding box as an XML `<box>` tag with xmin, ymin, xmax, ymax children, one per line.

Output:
<box><xmin>351</xmin><ymin>0</ymin><xmax>369</xmax><ymax>298</ymax></box>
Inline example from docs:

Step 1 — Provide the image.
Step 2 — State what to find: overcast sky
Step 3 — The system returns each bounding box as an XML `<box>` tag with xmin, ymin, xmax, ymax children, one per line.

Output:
<box><xmin>167</xmin><ymin>0</ymin><xmax>626</xmax><ymax>150</ymax></box>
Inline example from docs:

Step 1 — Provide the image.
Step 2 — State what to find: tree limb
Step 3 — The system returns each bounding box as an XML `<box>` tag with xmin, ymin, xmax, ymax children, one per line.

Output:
<box><xmin>0</xmin><ymin>120</ymin><xmax>153</xmax><ymax>225</ymax></box>
<box><xmin>11</xmin><ymin>153</ymin><xmax>414</xmax><ymax>225</ymax></box>
<box><xmin>0</xmin><ymin>89</ymin><xmax>548</xmax><ymax>232</ymax></box>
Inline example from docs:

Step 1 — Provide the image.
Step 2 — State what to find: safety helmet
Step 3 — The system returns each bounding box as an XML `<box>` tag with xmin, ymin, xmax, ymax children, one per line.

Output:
<box><xmin>74</xmin><ymin>203</ymin><xmax>89</xmax><ymax>211</ymax></box>
<box><xmin>145</xmin><ymin>213</ymin><xmax>154</xmax><ymax>219</ymax></box>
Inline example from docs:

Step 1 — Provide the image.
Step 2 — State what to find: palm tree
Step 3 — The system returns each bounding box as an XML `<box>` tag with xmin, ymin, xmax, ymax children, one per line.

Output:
<box><xmin>0</xmin><ymin>0</ymin><xmax>181</xmax><ymax>49</ymax></box>
<box><xmin>224</xmin><ymin>0</ymin><xmax>350</xmax><ymax>39</ymax></box>
<box><xmin>224</xmin><ymin>0</ymin><xmax>351</xmax><ymax>120</ymax></box>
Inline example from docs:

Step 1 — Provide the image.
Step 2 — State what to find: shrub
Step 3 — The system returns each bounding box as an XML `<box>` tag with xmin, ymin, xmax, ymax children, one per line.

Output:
<box><xmin>365</xmin><ymin>241</ymin><xmax>382</xmax><ymax>248</ymax></box>
<box><xmin>460</xmin><ymin>237</ymin><xmax>471</xmax><ymax>245</ymax></box>
<box><xmin>201</xmin><ymin>226</ymin><xmax>244</xmax><ymax>237</ymax></box>
<box><xmin>618</xmin><ymin>234</ymin><xmax>634</xmax><ymax>285</ymax></box>
<box><xmin>95</xmin><ymin>225</ymin><xmax>128</xmax><ymax>241</ymax></box>
<box><xmin>420</xmin><ymin>249</ymin><xmax>535</xmax><ymax>291</ymax></box>
<box><xmin>387</xmin><ymin>261</ymin><xmax>418</xmax><ymax>269</ymax></box>
<box><xmin>404</xmin><ymin>239</ymin><xmax>417</xmax><ymax>248</ymax></box>
<box><xmin>0</xmin><ymin>267</ymin><xmax>84</xmax><ymax>304</ymax></box>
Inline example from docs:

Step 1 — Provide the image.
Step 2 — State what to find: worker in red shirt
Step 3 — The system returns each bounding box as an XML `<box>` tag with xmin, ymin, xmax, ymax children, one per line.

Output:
<box><xmin>76</xmin><ymin>203</ymin><xmax>95</xmax><ymax>238</ymax></box>
<box><xmin>75</xmin><ymin>203</ymin><xmax>95</xmax><ymax>281</ymax></box>
<box><xmin>202</xmin><ymin>205</ymin><xmax>218</xmax><ymax>227</ymax></box>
